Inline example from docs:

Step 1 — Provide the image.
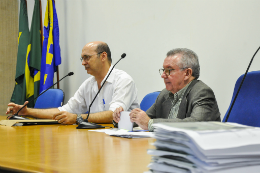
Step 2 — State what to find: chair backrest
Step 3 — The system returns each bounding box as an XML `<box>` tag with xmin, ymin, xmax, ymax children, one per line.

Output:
<box><xmin>34</xmin><ymin>89</ymin><xmax>65</xmax><ymax>109</ymax></box>
<box><xmin>140</xmin><ymin>91</ymin><xmax>160</xmax><ymax>112</ymax></box>
<box><xmin>223</xmin><ymin>71</ymin><xmax>260</xmax><ymax>127</ymax></box>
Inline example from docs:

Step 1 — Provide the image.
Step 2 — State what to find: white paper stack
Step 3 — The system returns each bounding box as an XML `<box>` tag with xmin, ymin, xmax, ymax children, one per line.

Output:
<box><xmin>147</xmin><ymin>122</ymin><xmax>260</xmax><ymax>173</ymax></box>
<box><xmin>89</xmin><ymin>128</ymin><xmax>154</xmax><ymax>138</ymax></box>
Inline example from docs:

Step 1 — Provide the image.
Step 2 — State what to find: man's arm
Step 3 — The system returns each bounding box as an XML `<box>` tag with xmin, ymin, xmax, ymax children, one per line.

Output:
<box><xmin>7</xmin><ymin>102</ymin><xmax>79</xmax><ymax>125</ymax></box>
<box><xmin>146</xmin><ymin>103</ymin><xmax>157</xmax><ymax>119</ymax></box>
<box><xmin>81</xmin><ymin>110</ymin><xmax>113</xmax><ymax>124</ymax></box>
<box><xmin>27</xmin><ymin>108</ymin><xmax>60</xmax><ymax>119</ymax></box>
<box><xmin>53</xmin><ymin>110</ymin><xmax>113</xmax><ymax>125</ymax></box>
<box><xmin>7</xmin><ymin>101</ymin><xmax>60</xmax><ymax>119</ymax></box>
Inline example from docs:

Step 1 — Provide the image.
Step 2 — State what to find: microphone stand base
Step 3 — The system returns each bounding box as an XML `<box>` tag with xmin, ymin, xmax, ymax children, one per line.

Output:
<box><xmin>76</xmin><ymin>121</ymin><xmax>105</xmax><ymax>129</ymax></box>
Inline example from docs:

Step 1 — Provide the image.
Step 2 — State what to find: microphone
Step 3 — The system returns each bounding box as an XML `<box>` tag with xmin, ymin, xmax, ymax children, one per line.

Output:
<box><xmin>224</xmin><ymin>46</ymin><xmax>260</xmax><ymax>122</ymax></box>
<box><xmin>121</xmin><ymin>53</ymin><xmax>126</xmax><ymax>58</ymax></box>
<box><xmin>8</xmin><ymin>72</ymin><xmax>74</xmax><ymax>120</ymax></box>
<box><xmin>77</xmin><ymin>53</ymin><xmax>126</xmax><ymax>129</ymax></box>
<box><xmin>68</xmin><ymin>72</ymin><xmax>74</xmax><ymax>76</ymax></box>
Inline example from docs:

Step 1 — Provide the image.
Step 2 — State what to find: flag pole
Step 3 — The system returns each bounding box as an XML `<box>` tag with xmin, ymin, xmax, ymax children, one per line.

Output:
<box><xmin>57</xmin><ymin>66</ymin><xmax>60</xmax><ymax>89</ymax></box>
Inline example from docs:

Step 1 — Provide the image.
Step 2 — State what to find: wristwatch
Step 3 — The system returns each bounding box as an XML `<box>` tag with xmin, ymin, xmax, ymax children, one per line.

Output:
<box><xmin>76</xmin><ymin>114</ymin><xmax>84</xmax><ymax>125</ymax></box>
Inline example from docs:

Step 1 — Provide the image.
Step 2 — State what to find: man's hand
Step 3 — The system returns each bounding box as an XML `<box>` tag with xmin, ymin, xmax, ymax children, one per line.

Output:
<box><xmin>130</xmin><ymin>108</ymin><xmax>150</xmax><ymax>130</ymax></box>
<box><xmin>113</xmin><ymin>107</ymin><xmax>124</xmax><ymax>123</ymax></box>
<box><xmin>6</xmin><ymin>101</ymin><xmax>29</xmax><ymax>116</ymax></box>
<box><xmin>53</xmin><ymin>111</ymin><xmax>77</xmax><ymax>125</ymax></box>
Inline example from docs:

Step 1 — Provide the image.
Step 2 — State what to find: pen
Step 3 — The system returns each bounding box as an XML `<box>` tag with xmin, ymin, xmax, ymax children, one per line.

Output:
<box><xmin>103</xmin><ymin>99</ymin><xmax>105</xmax><ymax>109</ymax></box>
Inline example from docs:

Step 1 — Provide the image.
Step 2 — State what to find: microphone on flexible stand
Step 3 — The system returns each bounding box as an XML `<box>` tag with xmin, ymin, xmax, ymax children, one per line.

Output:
<box><xmin>77</xmin><ymin>53</ymin><xmax>126</xmax><ymax>129</ymax></box>
<box><xmin>8</xmin><ymin>72</ymin><xmax>74</xmax><ymax>120</ymax></box>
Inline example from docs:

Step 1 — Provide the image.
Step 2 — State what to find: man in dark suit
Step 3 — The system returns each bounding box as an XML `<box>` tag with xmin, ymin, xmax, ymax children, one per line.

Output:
<box><xmin>113</xmin><ymin>48</ymin><xmax>221</xmax><ymax>131</ymax></box>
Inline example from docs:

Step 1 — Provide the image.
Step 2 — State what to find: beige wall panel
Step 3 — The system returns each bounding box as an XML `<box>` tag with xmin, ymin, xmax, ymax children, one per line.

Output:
<box><xmin>0</xmin><ymin>0</ymin><xmax>18</xmax><ymax>115</ymax></box>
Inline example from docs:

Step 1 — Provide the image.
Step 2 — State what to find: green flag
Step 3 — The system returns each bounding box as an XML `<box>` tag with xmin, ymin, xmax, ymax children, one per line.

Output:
<box><xmin>29</xmin><ymin>0</ymin><xmax>42</xmax><ymax>104</ymax></box>
<box><xmin>10</xmin><ymin>0</ymin><xmax>30</xmax><ymax>105</ymax></box>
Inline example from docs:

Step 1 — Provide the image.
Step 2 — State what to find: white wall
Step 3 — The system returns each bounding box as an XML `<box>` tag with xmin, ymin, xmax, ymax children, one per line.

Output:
<box><xmin>26</xmin><ymin>0</ymin><xmax>260</xmax><ymax>120</ymax></box>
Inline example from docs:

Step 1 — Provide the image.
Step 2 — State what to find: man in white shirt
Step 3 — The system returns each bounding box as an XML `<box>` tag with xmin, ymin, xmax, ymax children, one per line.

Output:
<box><xmin>6</xmin><ymin>41</ymin><xmax>139</xmax><ymax>125</ymax></box>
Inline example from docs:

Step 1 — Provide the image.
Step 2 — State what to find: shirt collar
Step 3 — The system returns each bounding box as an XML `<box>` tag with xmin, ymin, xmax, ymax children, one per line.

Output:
<box><xmin>168</xmin><ymin>81</ymin><xmax>192</xmax><ymax>100</ymax></box>
<box><xmin>100</xmin><ymin>65</ymin><xmax>114</xmax><ymax>85</ymax></box>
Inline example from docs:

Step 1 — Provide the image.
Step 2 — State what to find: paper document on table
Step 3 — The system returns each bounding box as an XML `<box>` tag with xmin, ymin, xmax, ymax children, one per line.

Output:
<box><xmin>89</xmin><ymin>128</ymin><xmax>154</xmax><ymax>138</ymax></box>
<box><xmin>153</xmin><ymin>122</ymin><xmax>260</xmax><ymax>151</ymax></box>
<box><xmin>147</xmin><ymin>121</ymin><xmax>260</xmax><ymax>173</ymax></box>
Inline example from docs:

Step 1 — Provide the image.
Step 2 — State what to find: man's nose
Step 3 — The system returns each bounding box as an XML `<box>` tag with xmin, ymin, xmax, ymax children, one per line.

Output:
<box><xmin>161</xmin><ymin>72</ymin><xmax>167</xmax><ymax>79</ymax></box>
<box><xmin>82</xmin><ymin>60</ymin><xmax>87</xmax><ymax>65</ymax></box>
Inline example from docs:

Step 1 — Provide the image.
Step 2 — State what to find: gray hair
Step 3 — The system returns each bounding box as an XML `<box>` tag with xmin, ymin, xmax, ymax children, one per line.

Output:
<box><xmin>166</xmin><ymin>48</ymin><xmax>200</xmax><ymax>79</ymax></box>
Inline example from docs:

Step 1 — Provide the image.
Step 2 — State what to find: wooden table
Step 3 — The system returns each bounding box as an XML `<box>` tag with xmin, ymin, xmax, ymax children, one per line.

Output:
<box><xmin>0</xmin><ymin>116</ymin><xmax>155</xmax><ymax>173</ymax></box>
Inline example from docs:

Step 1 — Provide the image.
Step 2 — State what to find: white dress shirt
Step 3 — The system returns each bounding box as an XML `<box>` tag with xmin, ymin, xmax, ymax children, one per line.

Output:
<box><xmin>58</xmin><ymin>65</ymin><xmax>139</xmax><ymax>114</ymax></box>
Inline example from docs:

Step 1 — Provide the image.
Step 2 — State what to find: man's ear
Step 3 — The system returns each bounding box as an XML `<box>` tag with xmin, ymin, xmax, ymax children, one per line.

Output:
<box><xmin>100</xmin><ymin>52</ymin><xmax>108</xmax><ymax>62</ymax></box>
<box><xmin>184</xmin><ymin>68</ymin><xmax>193</xmax><ymax>80</ymax></box>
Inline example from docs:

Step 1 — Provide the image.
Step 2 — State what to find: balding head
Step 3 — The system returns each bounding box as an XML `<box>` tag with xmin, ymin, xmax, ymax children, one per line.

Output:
<box><xmin>83</xmin><ymin>41</ymin><xmax>112</xmax><ymax>63</ymax></box>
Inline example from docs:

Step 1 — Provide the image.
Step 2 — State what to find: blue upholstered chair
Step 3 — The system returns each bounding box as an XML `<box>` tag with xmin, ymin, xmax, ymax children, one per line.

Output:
<box><xmin>140</xmin><ymin>91</ymin><xmax>160</xmax><ymax>112</ymax></box>
<box><xmin>34</xmin><ymin>89</ymin><xmax>65</xmax><ymax>109</ymax></box>
<box><xmin>223</xmin><ymin>71</ymin><xmax>260</xmax><ymax>127</ymax></box>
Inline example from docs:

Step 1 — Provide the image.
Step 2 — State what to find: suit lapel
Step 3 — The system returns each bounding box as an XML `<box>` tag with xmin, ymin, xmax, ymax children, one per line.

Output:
<box><xmin>177</xmin><ymin>80</ymin><xmax>199</xmax><ymax>118</ymax></box>
<box><xmin>161</xmin><ymin>92</ymin><xmax>172</xmax><ymax>118</ymax></box>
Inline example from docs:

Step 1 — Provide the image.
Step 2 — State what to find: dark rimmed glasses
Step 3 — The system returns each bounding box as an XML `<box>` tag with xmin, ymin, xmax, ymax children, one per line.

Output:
<box><xmin>80</xmin><ymin>52</ymin><xmax>103</xmax><ymax>62</ymax></box>
<box><xmin>159</xmin><ymin>67</ymin><xmax>188</xmax><ymax>76</ymax></box>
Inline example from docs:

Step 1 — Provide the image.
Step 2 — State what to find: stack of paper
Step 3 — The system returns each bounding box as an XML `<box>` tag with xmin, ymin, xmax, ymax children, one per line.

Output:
<box><xmin>89</xmin><ymin>128</ymin><xmax>154</xmax><ymax>138</ymax></box>
<box><xmin>105</xmin><ymin>129</ymin><xmax>153</xmax><ymax>138</ymax></box>
<box><xmin>146</xmin><ymin>122</ymin><xmax>260</xmax><ymax>173</ymax></box>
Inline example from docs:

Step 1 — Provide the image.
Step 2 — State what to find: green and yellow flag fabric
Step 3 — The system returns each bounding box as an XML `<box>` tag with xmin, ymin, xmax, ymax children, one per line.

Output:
<box><xmin>10</xmin><ymin>0</ymin><xmax>30</xmax><ymax>105</ymax></box>
<box><xmin>23</xmin><ymin>42</ymin><xmax>34</xmax><ymax>107</ymax></box>
<box><xmin>11</xmin><ymin>0</ymin><xmax>42</xmax><ymax>108</ymax></box>
<box><xmin>29</xmin><ymin>0</ymin><xmax>42</xmax><ymax>104</ymax></box>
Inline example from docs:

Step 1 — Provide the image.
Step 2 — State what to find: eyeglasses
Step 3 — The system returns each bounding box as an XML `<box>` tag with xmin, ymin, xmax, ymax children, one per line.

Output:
<box><xmin>159</xmin><ymin>68</ymin><xmax>175</xmax><ymax>76</ymax></box>
<box><xmin>159</xmin><ymin>67</ymin><xmax>188</xmax><ymax>76</ymax></box>
<box><xmin>80</xmin><ymin>52</ymin><xmax>103</xmax><ymax>62</ymax></box>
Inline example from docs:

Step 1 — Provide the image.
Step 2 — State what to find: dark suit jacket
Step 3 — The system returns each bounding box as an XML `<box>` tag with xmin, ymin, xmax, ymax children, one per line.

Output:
<box><xmin>146</xmin><ymin>80</ymin><xmax>221</xmax><ymax>123</ymax></box>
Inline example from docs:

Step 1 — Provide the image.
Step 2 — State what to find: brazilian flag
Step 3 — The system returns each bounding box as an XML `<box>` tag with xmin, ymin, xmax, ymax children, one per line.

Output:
<box><xmin>29</xmin><ymin>0</ymin><xmax>42</xmax><ymax>105</ymax></box>
<box><xmin>10</xmin><ymin>0</ymin><xmax>29</xmax><ymax>105</ymax></box>
<box><xmin>11</xmin><ymin>0</ymin><xmax>42</xmax><ymax>108</ymax></box>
